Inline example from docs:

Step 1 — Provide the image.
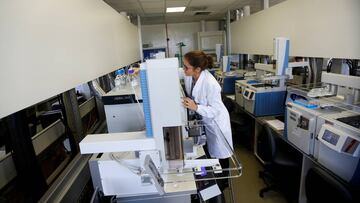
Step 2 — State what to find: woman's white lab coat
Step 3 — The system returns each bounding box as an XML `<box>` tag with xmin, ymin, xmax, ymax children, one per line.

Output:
<box><xmin>180</xmin><ymin>69</ymin><xmax>233</xmax><ymax>159</ymax></box>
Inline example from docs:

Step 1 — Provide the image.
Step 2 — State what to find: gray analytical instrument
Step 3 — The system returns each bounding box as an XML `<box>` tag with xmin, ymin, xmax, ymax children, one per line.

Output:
<box><xmin>314</xmin><ymin>111</ymin><xmax>360</xmax><ymax>186</ymax></box>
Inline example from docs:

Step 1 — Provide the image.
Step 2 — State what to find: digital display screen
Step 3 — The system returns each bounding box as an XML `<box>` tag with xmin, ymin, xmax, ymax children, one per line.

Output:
<box><xmin>250</xmin><ymin>92</ymin><xmax>254</xmax><ymax>99</ymax></box>
<box><xmin>244</xmin><ymin>91</ymin><xmax>249</xmax><ymax>97</ymax></box>
<box><xmin>322</xmin><ymin>130</ymin><xmax>340</xmax><ymax>146</ymax></box>
<box><xmin>299</xmin><ymin>116</ymin><xmax>309</xmax><ymax>130</ymax></box>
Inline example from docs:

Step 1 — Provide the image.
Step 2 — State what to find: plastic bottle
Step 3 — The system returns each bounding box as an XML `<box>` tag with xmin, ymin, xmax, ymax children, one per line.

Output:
<box><xmin>120</xmin><ymin>70</ymin><xmax>127</xmax><ymax>87</ymax></box>
<box><xmin>114</xmin><ymin>70</ymin><xmax>121</xmax><ymax>88</ymax></box>
<box><xmin>128</xmin><ymin>69</ymin><xmax>138</xmax><ymax>87</ymax></box>
<box><xmin>114</xmin><ymin>69</ymin><xmax>126</xmax><ymax>89</ymax></box>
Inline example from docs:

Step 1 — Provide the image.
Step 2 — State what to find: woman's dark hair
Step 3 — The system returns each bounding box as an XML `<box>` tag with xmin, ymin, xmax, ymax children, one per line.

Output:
<box><xmin>184</xmin><ymin>50</ymin><xmax>214</xmax><ymax>71</ymax></box>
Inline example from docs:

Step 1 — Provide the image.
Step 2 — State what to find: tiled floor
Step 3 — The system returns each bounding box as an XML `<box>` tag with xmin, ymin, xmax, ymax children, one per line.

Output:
<box><xmin>224</xmin><ymin>145</ymin><xmax>287</xmax><ymax>203</ymax></box>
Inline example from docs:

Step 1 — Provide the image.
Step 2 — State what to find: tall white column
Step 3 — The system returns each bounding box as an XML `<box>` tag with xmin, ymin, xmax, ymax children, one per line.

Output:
<box><xmin>263</xmin><ymin>0</ymin><xmax>269</xmax><ymax>9</ymax></box>
<box><xmin>226</xmin><ymin>10</ymin><xmax>231</xmax><ymax>55</ymax></box>
<box><xmin>137</xmin><ymin>15</ymin><xmax>143</xmax><ymax>61</ymax></box>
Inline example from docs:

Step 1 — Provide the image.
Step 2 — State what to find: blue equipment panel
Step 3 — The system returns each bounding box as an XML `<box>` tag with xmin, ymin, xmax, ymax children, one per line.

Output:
<box><xmin>140</xmin><ymin>69</ymin><xmax>153</xmax><ymax>137</ymax></box>
<box><xmin>254</xmin><ymin>91</ymin><xmax>286</xmax><ymax>116</ymax></box>
<box><xmin>222</xmin><ymin>76</ymin><xmax>244</xmax><ymax>94</ymax></box>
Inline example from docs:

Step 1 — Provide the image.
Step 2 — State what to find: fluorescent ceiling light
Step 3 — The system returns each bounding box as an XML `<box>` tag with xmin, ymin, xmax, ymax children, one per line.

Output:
<box><xmin>166</xmin><ymin>7</ymin><xmax>186</xmax><ymax>13</ymax></box>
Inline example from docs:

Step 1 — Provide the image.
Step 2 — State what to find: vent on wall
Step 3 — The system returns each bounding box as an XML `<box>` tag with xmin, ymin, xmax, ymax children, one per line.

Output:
<box><xmin>186</xmin><ymin>6</ymin><xmax>210</xmax><ymax>15</ymax></box>
<box><xmin>187</xmin><ymin>6</ymin><xmax>207</xmax><ymax>11</ymax></box>
<box><xmin>194</xmin><ymin>11</ymin><xmax>211</xmax><ymax>15</ymax></box>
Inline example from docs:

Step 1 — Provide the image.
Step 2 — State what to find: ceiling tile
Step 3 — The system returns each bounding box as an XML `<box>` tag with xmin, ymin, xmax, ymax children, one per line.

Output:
<box><xmin>144</xmin><ymin>8</ymin><xmax>165</xmax><ymax>14</ymax></box>
<box><xmin>126</xmin><ymin>8</ymin><xmax>144</xmax><ymax>12</ymax></box>
<box><xmin>165</xmin><ymin>12</ymin><xmax>184</xmax><ymax>16</ymax></box>
<box><xmin>106</xmin><ymin>0</ymin><xmax>134</xmax><ymax>3</ymax></box>
<box><xmin>141</xmin><ymin>1</ymin><xmax>164</xmax><ymax>8</ymax></box>
<box><xmin>110</xmin><ymin>2</ymin><xmax>140</xmax><ymax>10</ymax></box>
<box><xmin>166</xmin><ymin>0</ymin><xmax>189</xmax><ymax>7</ymax></box>
<box><xmin>189</xmin><ymin>0</ymin><xmax>235</xmax><ymax>7</ymax></box>
<box><xmin>143</xmin><ymin>13</ymin><xmax>165</xmax><ymax>17</ymax></box>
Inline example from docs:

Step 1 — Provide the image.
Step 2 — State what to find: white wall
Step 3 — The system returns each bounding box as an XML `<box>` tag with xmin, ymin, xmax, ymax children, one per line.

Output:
<box><xmin>167</xmin><ymin>22</ymin><xmax>202</xmax><ymax>57</ymax></box>
<box><xmin>142</xmin><ymin>24</ymin><xmax>167</xmax><ymax>49</ymax></box>
<box><xmin>231</xmin><ymin>0</ymin><xmax>360</xmax><ymax>59</ymax></box>
<box><xmin>0</xmin><ymin>0</ymin><xmax>140</xmax><ymax>119</ymax></box>
<box><xmin>205</xmin><ymin>21</ymin><xmax>220</xmax><ymax>32</ymax></box>
<box><xmin>141</xmin><ymin>21</ymin><xmax>220</xmax><ymax>57</ymax></box>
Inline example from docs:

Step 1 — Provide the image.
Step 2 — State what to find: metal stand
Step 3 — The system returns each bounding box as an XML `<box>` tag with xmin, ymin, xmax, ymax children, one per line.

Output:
<box><xmin>176</xmin><ymin>42</ymin><xmax>185</xmax><ymax>67</ymax></box>
<box><xmin>5</xmin><ymin>110</ymin><xmax>48</xmax><ymax>201</ymax></box>
<box><xmin>228</xmin><ymin>177</ymin><xmax>235</xmax><ymax>202</ymax></box>
<box><xmin>62</xmin><ymin>89</ymin><xmax>84</xmax><ymax>151</ymax></box>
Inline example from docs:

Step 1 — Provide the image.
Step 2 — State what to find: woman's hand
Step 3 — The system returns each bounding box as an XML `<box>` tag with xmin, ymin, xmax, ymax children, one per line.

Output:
<box><xmin>182</xmin><ymin>97</ymin><xmax>198</xmax><ymax>111</ymax></box>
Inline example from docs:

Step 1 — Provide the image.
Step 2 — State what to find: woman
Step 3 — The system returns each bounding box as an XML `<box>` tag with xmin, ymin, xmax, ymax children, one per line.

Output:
<box><xmin>180</xmin><ymin>51</ymin><xmax>233</xmax><ymax>195</ymax></box>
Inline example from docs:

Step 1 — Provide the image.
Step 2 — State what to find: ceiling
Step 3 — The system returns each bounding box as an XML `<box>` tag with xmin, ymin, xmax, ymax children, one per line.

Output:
<box><xmin>104</xmin><ymin>0</ymin><xmax>286</xmax><ymax>25</ymax></box>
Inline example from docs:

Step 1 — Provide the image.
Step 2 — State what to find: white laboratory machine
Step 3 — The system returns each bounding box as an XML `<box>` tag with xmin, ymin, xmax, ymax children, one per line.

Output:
<box><xmin>286</xmin><ymin>85</ymin><xmax>345</xmax><ymax>155</ymax></box>
<box><xmin>235</xmin><ymin>72</ymin><xmax>257</xmax><ymax>107</ymax></box>
<box><xmin>315</xmin><ymin>110</ymin><xmax>360</xmax><ymax>187</ymax></box>
<box><xmin>313</xmin><ymin>72</ymin><xmax>360</xmax><ymax>186</ymax></box>
<box><xmin>102</xmin><ymin>84</ymin><xmax>144</xmax><ymax>133</ymax></box>
<box><xmin>79</xmin><ymin>58</ymin><xmax>242</xmax><ymax>202</ymax></box>
<box><xmin>239</xmin><ymin>77</ymin><xmax>287</xmax><ymax>116</ymax></box>
<box><xmin>286</xmin><ymin>71</ymin><xmax>360</xmax><ymax>186</ymax></box>
<box><xmin>286</xmin><ymin>71</ymin><xmax>360</xmax><ymax>154</ymax></box>
<box><xmin>318</xmin><ymin>72</ymin><xmax>360</xmax><ymax>107</ymax></box>
<box><xmin>235</xmin><ymin>81</ymin><xmax>245</xmax><ymax>107</ymax></box>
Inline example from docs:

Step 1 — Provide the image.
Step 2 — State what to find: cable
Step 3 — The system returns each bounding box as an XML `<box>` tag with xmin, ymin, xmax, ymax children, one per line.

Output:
<box><xmin>110</xmin><ymin>152</ymin><xmax>143</xmax><ymax>176</ymax></box>
<box><xmin>346</xmin><ymin>59</ymin><xmax>356</xmax><ymax>76</ymax></box>
<box><xmin>326</xmin><ymin>58</ymin><xmax>333</xmax><ymax>72</ymax></box>
<box><xmin>130</xmin><ymin>84</ymin><xmax>146</xmax><ymax>130</ymax></box>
